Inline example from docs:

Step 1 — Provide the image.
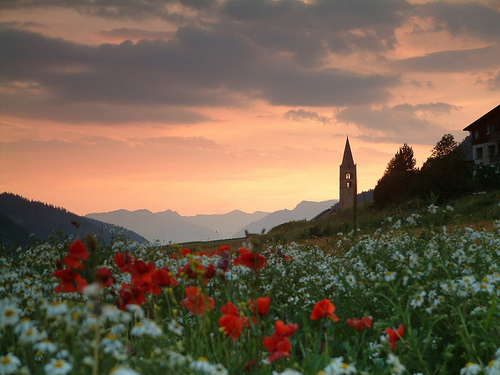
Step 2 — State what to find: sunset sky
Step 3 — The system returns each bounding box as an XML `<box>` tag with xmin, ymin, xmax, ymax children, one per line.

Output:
<box><xmin>1</xmin><ymin>0</ymin><xmax>500</xmax><ymax>217</ymax></box>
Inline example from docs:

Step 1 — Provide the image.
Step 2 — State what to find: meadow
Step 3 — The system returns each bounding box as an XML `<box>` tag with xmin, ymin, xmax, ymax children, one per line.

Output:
<box><xmin>1</xmin><ymin>204</ymin><xmax>499</xmax><ymax>375</ymax></box>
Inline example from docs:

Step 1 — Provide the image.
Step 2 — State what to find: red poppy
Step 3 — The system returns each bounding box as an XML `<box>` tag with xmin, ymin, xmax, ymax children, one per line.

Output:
<box><xmin>181</xmin><ymin>248</ymin><xmax>192</xmax><ymax>257</ymax></box>
<box><xmin>347</xmin><ymin>316</ymin><xmax>373</xmax><ymax>331</ymax></box>
<box><xmin>310</xmin><ymin>299</ymin><xmax>340</xmax><ymax>322</ymax></box>
<box><xmin>273</xmin><ymin>320</ymin><xmax>299</xmax><ymax>337</ymax></box>
<box><xmin>386</xmin><ymin>324</ymin><xmax>405</xmax><ymax>350</ymax></box>
<box><xmin>234</xmin><ymin>247</ymin><xmax>266</xmax><ymax>271</ymax></box>
<box><xmin>177</xmin><ymin>262</ymin><xmax>204</xmax><ymax>279</ymax></box>
<box><xmin>151</xmin><ymin>268</ymin><xmax>179</xmax><ymax>295</ymax></box>
<box><xmin>129</xmin><ymin>259</ymin><xmax>156</xmax><ymax>290</ymax></box>
<box><xmin>263</xmin><ymin>335</ymin><xmax>292</xmax><ymax>363</ymax></box>
<box><xmin>64</xmin><ymin>239</ymin><xmax>90</xmax><ymax>269</ymax></box>
<box><xmin>116</xmin><ymin>282</ymin><xmax>147</xmax><ymax>310</ymax></box>
<box><xmin>250</xmin><ymin>296</ymin><xmax>271</xmax><ymax>316</ymax></box>
<box><xmin>53</xmin><ymin>267</ymin><xmax>88</xmax><ymax>293</ymax></box>
<box><xmin>203</xmin><ymin>263</ymin><xmax>216</xmax><ymax>280</ymax></box>
<box><xmin>180</xmin><ymin>286</ymin><xmax>215</xmax><ymax>315</ymax></box>
<box><xmin>219</xmin><ymin>302</ymin><xmax>249</xmax><ymax>339</ymax></box>
<box><xmin>114</xmin><ymin>252</ymin><xmax>133</xmax><ymax>273</ymax></box>
<box><xmin>95</xmin><ymin>267</ymin><xmax>115</xmax><ymax>287</ymax></box>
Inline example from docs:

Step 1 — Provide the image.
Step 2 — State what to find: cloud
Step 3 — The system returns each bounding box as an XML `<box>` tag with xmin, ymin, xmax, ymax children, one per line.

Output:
<box><xmin>336</xmin><ymin>103</ymin><xmax>460</xmax><ymax>144</ymax></box>
<box><xmin>95</xmin><ymin>28</ymin><xmax>176</xmax><ymax>42</ymax></box>
<box><xmin>475</xmin><ymin>69</ymin><xmax>500</xmax><ymax>91</ymax></box>
<box><xmin>0</xmin><ymin>27</ymin><xmax>399</xmax><ymax>124</ymax></box>
<box><xmin>284</xmin><ymin>109</ymin><xmax>332</xmax><ymax>124</ymax></box>
<box><xmin>398</xmin><ymin>44</ymin><xmax>500</xmax><ymax>72</ymax></box>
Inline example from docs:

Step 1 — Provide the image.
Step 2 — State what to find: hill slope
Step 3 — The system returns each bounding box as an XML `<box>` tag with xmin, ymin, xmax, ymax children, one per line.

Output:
<box><xmin>0</xmin><ymin>193</ymin><xmax>147</xmax><ymax>247</ymax></box>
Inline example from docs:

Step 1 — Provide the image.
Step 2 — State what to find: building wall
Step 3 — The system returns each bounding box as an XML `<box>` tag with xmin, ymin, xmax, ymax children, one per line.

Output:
<box><xmin>340</xmin><ymin>164</ymin><xmax>356</xmax><ymax>210</ymax></box>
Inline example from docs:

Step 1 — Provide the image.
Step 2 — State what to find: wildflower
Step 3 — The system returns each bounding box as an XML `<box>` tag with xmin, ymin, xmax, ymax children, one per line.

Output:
<box><xmin>0</xmin><ymin>353</ymin><xmax>21</xmax><ymax>375</ymax></box>
<box><xmin>19</xmin><ymin>326</ymin><xmax>45</xmax><ymax>344</ymax></box>
<box><xmin>274</xmin><ymin>320</ymin><xmax>299</xmax><ymax>337</ymax></box>
<box><xmin>151</xmin><ymin>268</ymin><xmax>178</xmax><ymax>295</ymax></box>
<box><xmin>95</xmin><ymin>267</ymin><xmax>115</xmax><ymax>287</ymax></box>
<box><xmin>131</xmin><ymin>319</ymin><xmax>163</xmax><ymax>337</ymax></box>
<box><xmin>219</xmin><ymin>302</ymin><xmax>250</xmax><ymax>339</ymax></box>
<box><xmin>190</xmin><ymin>357</ymin><xmax>228</xmax><ymax>375</ymax></box>
<box><xmin>33</xmin><ymin>339</ymin><xmax>58</xmax><ymax>354</ymax></box>
<box><xmin>179</xmin><ymin>286</ymin><xmax>215</xmax><ymax>315</ymax></box>
<box><xmin>273</xmin><ymin>370</ymin><xmax>303</xmax><ymax>375</ymax></box>
<box><xmin>217</xmin><ymin>250</ymin><xmax>231</xmax><ymax>272</ymax></box>
<box><xmin>311</xmin><ymin>299</ymin><xmax>340</xmax><ymax>322</ymax></box>
<box><xmin>116</xmin><ymin>283</ymin><xmax>147</xmax><ymax>311</ymax></box>
<box><xmin>386</xmin><ymin>353</ymin><xmax>406</xmax><ymax>375</ymax></box>
<box><xmin>0</xmin><ymin>303</ymin><xmax>20</xmax><ymax>326</ymax></box>
<box><xmin>45</xmin><ymin>301</ymin><xmax>68</xmax><ymax>317</ymax></box>
<box><xmin>52</xmin><ymin>267</ymin><xmax>88</xmax><ymax>293</ymax></box>
<box><xmin>428</xmin><ymin>204</ymin><xmax>438</xmax><ymax>214</ymax></box>
<box><xmin>347</xmin><ymin>316</ymin><xmax>373</xmax><ymax>331</ymax></box>
<box><xmin>250</xmin><ymin>296</ymin><xmax>271</xmax><ymax>316</ymax></box>
<box><xmin>44</xmin><ymin>358</ymin><xmax>72</xmax><ymax>375</ymax></box>
<box><xmin>114</xmin><ymin>252</ymin><xmax>133</xmax><ymax>273</ymax></box>
<box><xmin>64</xmin><ymin>239</ymin><xmax>89</xmax><ymax>269</ymax></box>
<box><xmin>234</xmin><ymin>247</ymin><xmax>266</xmax><ymax>271</ymax></box>
<box><xmin>101</xmin><ymin>333</ymin><xmax>124</xmax><ymax>354</ymax></box>
<box><xmin>386</xmin><ymin>324</ymin><xmax>405</xmax><ymax>350</ymax></box>
<box><xmin>322</xmin><ymin>356</ymin><xmax>357</xmax><ymax>374</ymax></box>
<box><xmin>460</xmin><ymin>362</ymin><xmax>482</xmax><ymax>375</ymax></box>
<box><xmin>384</xmin><ymin>271</ymin><xmax>396</xmax><ymax>282</ymax></box>
<box><xmin>109</xmin><ymin>366</ymin><xmax>140</xmax><ymax>375</ymax></box>
<box><xmin>263</xmin><ymin>335</ymin><xmax>292</xmax><ymax>364</ymax></box>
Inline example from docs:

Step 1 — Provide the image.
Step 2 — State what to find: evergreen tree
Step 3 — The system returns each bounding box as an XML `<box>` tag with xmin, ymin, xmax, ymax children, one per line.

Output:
<box><xmin>374</xmin><ymin>143</ymin><xmax>417</xmax><ymax>207</ymax></box>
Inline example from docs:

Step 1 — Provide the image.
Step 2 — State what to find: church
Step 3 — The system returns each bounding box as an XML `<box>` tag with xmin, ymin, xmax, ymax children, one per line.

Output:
<box><xmin>312</xmin><ymin>137</ymin><xmax>357</xmax><ymax>220</ymax></box>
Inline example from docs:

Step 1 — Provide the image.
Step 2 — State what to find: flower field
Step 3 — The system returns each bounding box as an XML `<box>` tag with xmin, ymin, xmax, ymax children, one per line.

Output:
<box><xmin>1</xmin><ymin>210</ymin><xmax>500</xmax><ymax>375</ymax></box>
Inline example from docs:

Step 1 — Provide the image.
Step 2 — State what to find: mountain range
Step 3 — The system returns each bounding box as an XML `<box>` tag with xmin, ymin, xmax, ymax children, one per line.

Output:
<box><xmin>0</xmin><ymin>192</ymin><xmax>147</xmax><ymax>248</ymax></box>
<box><xmin>86</xmin><ymin>199</ymin><xmax>339</xmax><ymax>243</ymax></box>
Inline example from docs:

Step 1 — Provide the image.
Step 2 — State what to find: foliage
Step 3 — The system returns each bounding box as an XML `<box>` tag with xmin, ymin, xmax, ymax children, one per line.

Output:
<box><xmin>1</xmin><ymin>206</ymin><xmax>500</xmax><ymax>375</ymax></box>
<box><xmin>374</xmin><ymin>143</ymin><xmax>418</xmax><ymax>207</ymax></box>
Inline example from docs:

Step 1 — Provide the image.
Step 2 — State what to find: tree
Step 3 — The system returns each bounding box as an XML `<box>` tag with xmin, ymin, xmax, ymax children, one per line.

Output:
<box><xmin>374</xmin><ymin>143</ymin><xmax>417</xmax><ymax>207</ymax></box>
<box><xmin>383</xmin><ymin>143</ymin><xmax>417</xmax><ymax>176</ymax></box>
<box><xmin>416</xmin><ymin>134</ymin><xmax>473</xmax><ymax>201</ymax></box>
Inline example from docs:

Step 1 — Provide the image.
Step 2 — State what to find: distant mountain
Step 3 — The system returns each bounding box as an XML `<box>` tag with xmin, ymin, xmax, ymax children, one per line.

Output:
<box><xmin>0</xmin><ymin>192</ymin><xmax>147</xmax><ymax>248</ymax></box>
<box><xmin>234</xmin><ymin>200</ymin><xmax>338</xmax><ymax>237</ymax></box>
<box><xmin>86</xmin><ymin>209</ymin><xmax>269</xmax><ymax>243</ymax></box>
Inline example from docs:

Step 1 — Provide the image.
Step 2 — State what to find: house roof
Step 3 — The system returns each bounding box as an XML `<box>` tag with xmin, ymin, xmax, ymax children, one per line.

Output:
<box><xmin>341</xmin><ymin>137</ymin><xmax>355</xmax><ymax>166</ymax></box>
<box><xmin>463</xmin><ymin>104</ymin><xmax>500</xmax><ymax>131</ymax></box>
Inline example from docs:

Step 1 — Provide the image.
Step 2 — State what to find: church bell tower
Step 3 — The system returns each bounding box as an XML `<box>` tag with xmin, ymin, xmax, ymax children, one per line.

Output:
<box><xmin>340</xmin><ymin>137</ymin><xmax>357</xmax><ymax>210</ymax></box>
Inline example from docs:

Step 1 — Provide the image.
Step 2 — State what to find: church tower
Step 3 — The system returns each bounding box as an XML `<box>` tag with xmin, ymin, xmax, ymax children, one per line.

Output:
<box><xmin>340</xmin><ymin>137</ymin><xmax>357</xmax><ymax>210</ymax></box>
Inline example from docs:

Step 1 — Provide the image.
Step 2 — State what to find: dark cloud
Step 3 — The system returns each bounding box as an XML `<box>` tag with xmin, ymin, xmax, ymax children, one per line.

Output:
<box><xmin>475</xmin><ymin>69</ymin><xmax>500</xmax><ymax>91</ymax></box>
<box><xmin>96</xmin><ymin>28</ymin><xmax>176</xmax><ymax>41</ymax></box>
<box><xmin>417</xmin><ymin>1</ymin><xmax>500</xmax><ymax>43</ymax></box>
<box><xmin>0</xmin><ymin>27</ymin><xmax>398</xmax><ymax>123</ymax></box>
<box><xmin>336</xmin><ymin>103</ymin><xmax>458</xmax><ymax>144</ymax></box>
<box><xmin>398</xmin><ymin>44</ymin><xmax>500</xmax><ymax>72</ymax></box>
<box><xmin>284</xmin><ymin>109</ymin><xmax>332</xmax><ymax>124</ymax></box>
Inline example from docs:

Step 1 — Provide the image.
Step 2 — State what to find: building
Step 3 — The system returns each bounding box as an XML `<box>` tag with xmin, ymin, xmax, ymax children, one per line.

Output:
<box><xmin>339</xmin><ymin>137</ymin><xmax>357</xmax><ymax>210</ymax></box>
<box><xmin>463</xmin><ymin>104</ymin><xmax>500</xmax><ymax>166</ymax></box>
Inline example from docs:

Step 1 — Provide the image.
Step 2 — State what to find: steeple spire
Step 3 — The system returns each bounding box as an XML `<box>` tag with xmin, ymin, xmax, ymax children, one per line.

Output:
<box><xmin>341</xmin><ymin>136</ymin><xmax>355</xmax><ymax>166</ymax></box>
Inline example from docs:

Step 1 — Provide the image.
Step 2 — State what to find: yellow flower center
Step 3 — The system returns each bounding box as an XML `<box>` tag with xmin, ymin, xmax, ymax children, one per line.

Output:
<box><xmin>1</xmin><ymin>357</ymin><xmax>12</xmax><ymax>365</ymax></box>
<box><xmin>54</xmin><ymin>360</ymin><xmax>65</xmax><ymax>368</ymax></box>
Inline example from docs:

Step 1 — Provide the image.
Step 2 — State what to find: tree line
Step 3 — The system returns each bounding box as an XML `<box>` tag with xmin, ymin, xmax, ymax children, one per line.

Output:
<box><xmin>374</xmin><ymin>134</ymin><xmax>500</xmax><ymax>207</ymax></box>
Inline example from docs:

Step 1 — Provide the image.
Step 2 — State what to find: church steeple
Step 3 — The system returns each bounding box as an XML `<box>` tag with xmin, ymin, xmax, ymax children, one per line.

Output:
<box><xmin>339</xmin><ymin>136</ymin><xmax>357</xmax><ymax>210</ymax></box>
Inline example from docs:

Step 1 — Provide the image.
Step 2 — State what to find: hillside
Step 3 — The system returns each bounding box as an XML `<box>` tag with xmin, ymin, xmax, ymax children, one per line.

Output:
<box><xmin>0</xmin><ymin>193</ymin><xmax>147</xmax><ymax>247</ymax></box>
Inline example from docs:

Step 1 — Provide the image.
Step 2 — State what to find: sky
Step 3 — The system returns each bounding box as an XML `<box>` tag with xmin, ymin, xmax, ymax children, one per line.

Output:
<box><xmin>1</xmin><ymin>0</ymin><xmax>500</xmax><ymax>217</ymax></box>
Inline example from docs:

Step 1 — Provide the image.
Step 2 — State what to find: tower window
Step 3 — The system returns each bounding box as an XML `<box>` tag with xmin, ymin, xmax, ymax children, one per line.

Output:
<box><xmin>346</xmin><ymin>182</ymin><xmax>350</xmax><ymax>188</ymax></box>
<box><xmin>345</xmin><ymin>172</ymin><xmax>351</xmax><ymax>179</ymax></box>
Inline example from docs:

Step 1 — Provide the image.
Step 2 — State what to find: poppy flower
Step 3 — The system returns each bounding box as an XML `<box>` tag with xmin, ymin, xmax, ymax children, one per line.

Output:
<box><xmin>347</xmin><ymin>316</ymin><xmax>373</xmax><ymax>331</ymax></box>
<box><xmin>180</xmin><ymin>286</ymin><xmax>215</xmax><ymax>315</ymax></box>
<box><xmin>177</xmin><ymin>262</ymin><xmax>204</xmax><ymax>279</ymax></box>
<box><xmin>53</xmin><ymin>267</ymin><xmax>88</xmax><ymax>293</ymax></box>
<box><xmin>219</xmin><ymin>302</ymin><xmax>249</xmax><ymax>339</ymax></box>
<box><xmin>263</xmin><ymin>335</ymin><xmax>292</xmax><ymax>363</ymax></box>
<box><xmin>273</xmin><ymin>320</ymin><xmax>298</xmax><ymax>337</ymax></box>
<box><xmin>203</xmin><ymin>263</ymin><xmax>216</xmax><ymax>280</ymax></box>
<box><xmin>310</xmin><ymin>299</ymin><xmax>340</xmax><ymax>322</ymax></box>
<box><xmin>181</xmin><ymin>248</ymin><xmax>192</xmax><ymax>257</ymax></box>
<box><xmin>233</xmin><ymin>247</ymin><xmax>266</xmax><ymax>271</ymax></box>
<box><xmin>116</xmin><ymin>282</ymin><xmax>147</xmax><ymax>310</ymax></box>
<box><xmin>151</xmin><ymin>268</ymin><xmax>178</xmax><ymax>295</ymax></box>
<box><xmin>250</xmin><ymin>296</ymin><xmax>271</xmax><ymax>316</ymax></box>
<box><xmin>129</xmin><ymin>259</ymin><xmax>156</xmax><ymax>290</ymax></box>
<box><xmin>64</xmin><ymin>239</ymin><xmax>89</xmax><ymax>269</ymax></box>
<box><xmin>386</xmin><ymin>324</ymin><xmax>405</xmax><ymax>350</ymax></box>
<box><xmin>95</xmin><ymin>267</ymin><xmax>115</xmax><ymax>287</ymax></box>
<box><xmin>114</xmin><ymin>252</ymin><xmax>133</xmax><ymax>273</ymax></box>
